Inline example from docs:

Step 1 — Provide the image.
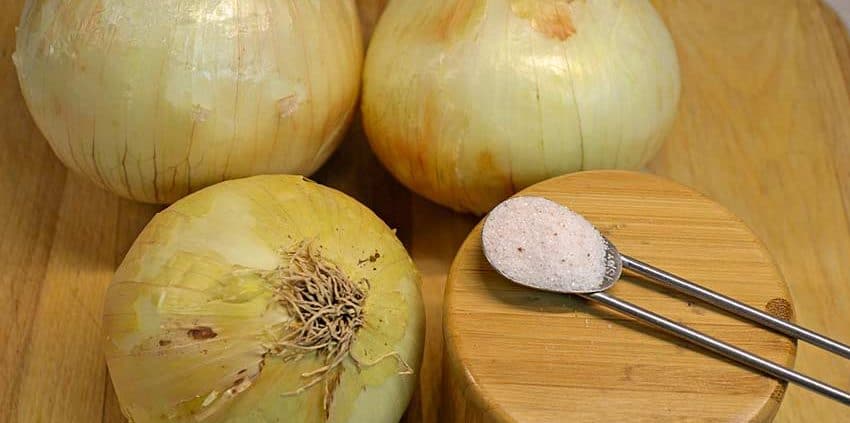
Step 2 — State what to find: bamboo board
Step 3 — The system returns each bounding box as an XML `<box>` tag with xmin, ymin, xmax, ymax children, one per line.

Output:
<box><xmin>443</xmin><ymin>170</ymin><xmax>794</xmax><ymax>422</ymax></box>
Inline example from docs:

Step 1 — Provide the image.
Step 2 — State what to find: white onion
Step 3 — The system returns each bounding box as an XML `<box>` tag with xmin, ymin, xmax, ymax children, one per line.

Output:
<box><xmin>103</xmin><ymin>175</ymin><xmax>424</xmax><ymax>422</ymax></box>
<box><xmin>362</xmin><ymin>0</ymin><xmax>680</xmax><ymax>214</ymax></box>
<box><xmin>14</xmin><ymin>0</ymin><xmax>363</xmax><ymax>204</ymax></box>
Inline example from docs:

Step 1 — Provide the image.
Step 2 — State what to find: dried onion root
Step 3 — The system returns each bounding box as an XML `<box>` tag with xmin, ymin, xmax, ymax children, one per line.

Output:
<box><xmin>264</xmin><ymin>242</ymin><xmax>411</xmax><ymax>411</ymax></box>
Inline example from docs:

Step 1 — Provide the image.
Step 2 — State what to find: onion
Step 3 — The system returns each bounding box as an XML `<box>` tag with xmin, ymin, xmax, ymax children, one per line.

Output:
<box><xmin>362</xmin><ymin>0</ymin><xmax>681</xmax><ymax>214</ymax></box>
<box><xmin>103</xmin><ymin>175</ymin><xmax>424</xmax><ymax>422</ymax></box>
<box><xmin>14</xmin><ymin>1</ymin><xmax>363</xmax><ymax>204</ymax></box>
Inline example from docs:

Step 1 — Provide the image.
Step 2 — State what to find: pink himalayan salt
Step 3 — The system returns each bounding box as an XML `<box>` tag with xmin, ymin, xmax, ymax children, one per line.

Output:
<box><xmin>482</xmin><ymin>196</ymin><xmax>607</xmax><ymax>292</ymax></box>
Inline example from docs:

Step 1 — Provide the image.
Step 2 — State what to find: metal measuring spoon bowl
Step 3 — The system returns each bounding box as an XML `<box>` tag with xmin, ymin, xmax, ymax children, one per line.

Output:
<box><xmin>481</xmin><ymin>196</ymin><xmax>617</xmax><ymax>294</ymax></box>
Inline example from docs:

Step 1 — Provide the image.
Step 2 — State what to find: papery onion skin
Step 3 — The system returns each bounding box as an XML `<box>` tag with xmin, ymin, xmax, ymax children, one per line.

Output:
<box><xmin>362</xmin><ymin>0</ymin><xmax>681</xmax><ymax>214</ymax></box>
<box><xmin>14</xmin><ymin>0</ymin><xmax>362</xmax><ymax>204</ymax></box>
<box><xmin>103</xmin><ymin>175</ymin><xmax>424</xmax><ymax>423</ymax></box>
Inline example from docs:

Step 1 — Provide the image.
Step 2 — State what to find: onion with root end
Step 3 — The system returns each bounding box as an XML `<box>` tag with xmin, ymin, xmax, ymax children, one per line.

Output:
<box><xmin>103</xmin><ymin>175</ymin><xmax>424</xmax><ymax>422</ymax></box>
<box><xmin>362</xmin><ymin>0</ymin><xmax>681</xmax><ymax>214</ymax></box>
<box><xmin>14</xmin><ymin>0</ymin><xmax>362</xmax><ymax>204</ymax></box>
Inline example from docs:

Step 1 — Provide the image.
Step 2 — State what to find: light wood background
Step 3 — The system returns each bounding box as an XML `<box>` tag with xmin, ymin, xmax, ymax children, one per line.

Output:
<box><xmin>444</xmin><ymin>170</ymin><xmax>796</xmax><ymax>422</ymax></box>
<box><xmin>2</xmin><ymin>0</ymin><xmax>850</xmax><ymax>422</ymax></box>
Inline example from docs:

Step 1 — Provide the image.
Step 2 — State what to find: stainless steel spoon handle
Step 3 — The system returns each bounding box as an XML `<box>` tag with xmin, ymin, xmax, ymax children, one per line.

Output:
<box><xmin>583</xmin><ymin>291</ymin><xmax>850</xmax><ymax>405</ymax></box>
<box><xmin>620</xmin><ymin>255</ymin><xmax>850</xmax><ymax>360</ymax></box>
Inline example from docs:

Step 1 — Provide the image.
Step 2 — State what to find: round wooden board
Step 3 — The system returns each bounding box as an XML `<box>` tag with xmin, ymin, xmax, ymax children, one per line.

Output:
<box><xmin>442</xmin><ymin>171</ymin><xmax>796</xmax><ymax>422</ymax></box>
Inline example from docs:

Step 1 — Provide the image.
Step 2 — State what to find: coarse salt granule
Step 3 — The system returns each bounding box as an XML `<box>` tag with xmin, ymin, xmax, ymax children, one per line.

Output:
<box><xmin>482</xmin><ymin>196</ymin><xmax>607</xmax><ymax>292</ymax></box>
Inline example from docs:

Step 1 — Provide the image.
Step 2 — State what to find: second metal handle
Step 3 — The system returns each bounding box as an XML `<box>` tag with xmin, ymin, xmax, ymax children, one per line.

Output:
<box><xmin>582</xmin><ymin>291</ymin><xmax>850</xmax><ymax>405</ymax></box>
<box><xmin>620</xmin><ymin>255</ymin><xmax>850</xmax><ymax>360</ymax></box>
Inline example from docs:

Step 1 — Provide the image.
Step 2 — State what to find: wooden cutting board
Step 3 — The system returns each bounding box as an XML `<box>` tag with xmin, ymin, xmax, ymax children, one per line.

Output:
<box><xmin>2</xmin><ymin>0</ymin><xmax>850</xmax><ymax>422</ymax></box>
<box><xmin>443</xmin><ymin>170</ymin><xmax>795</xmax><ymax>422</ymax></box>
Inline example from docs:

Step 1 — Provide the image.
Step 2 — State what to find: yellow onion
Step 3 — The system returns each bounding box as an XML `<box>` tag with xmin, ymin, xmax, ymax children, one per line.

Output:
<box><xmin>103</xmin><ymin>175</ymin><xmax>424</xmax><ymax>422</ymax></box>
<box><xmin>14</xmin><ymin>1</ymin><xmax>362</xmax><ymax>204</ymax></box>
<box><xmin>362</xmin><ymin>0</ymin><xmax>680</xmax><ymax>214</ymax></box>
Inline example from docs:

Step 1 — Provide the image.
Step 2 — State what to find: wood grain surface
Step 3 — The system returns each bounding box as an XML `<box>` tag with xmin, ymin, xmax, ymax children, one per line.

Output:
<box><xmin>1</xmin><ymin>0</ymin><xmax>850</xmax><ymax>422</ymax></box>
<box><xmin>649</xmin><ymin>1</ymin><xmax>850</xmax><ymax>421</ymax></box>
<box><xmin>443</xmin><ymin>171</ymin><xmax>796</xmax><ymax>422</ymax></box>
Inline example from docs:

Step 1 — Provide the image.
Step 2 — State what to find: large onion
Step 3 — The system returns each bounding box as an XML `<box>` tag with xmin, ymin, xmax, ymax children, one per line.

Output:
<box><xmin>362</xmin><ymin>0</ymin><xmax>680</xmax><ymax>214</ymax></box>
<box><xmin>14</xmin><ymin>1</ymin><xmax>362</xmax><ymax>204</ymax></box>
<box><xmin>103</xmin><ymin>175</ymin><xmax>424</xmax><ymax>422</ymax></box>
